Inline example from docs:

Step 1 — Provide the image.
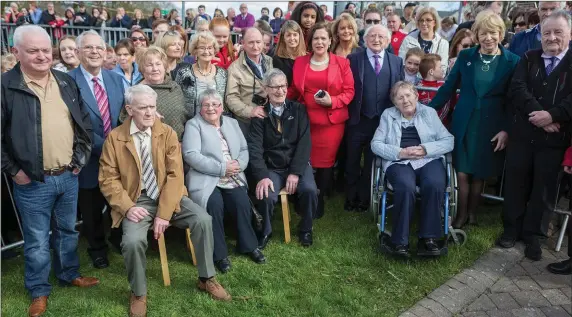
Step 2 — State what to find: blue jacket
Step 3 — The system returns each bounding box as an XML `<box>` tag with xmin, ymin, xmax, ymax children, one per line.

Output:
<box><xmin>112</xmin><ymin>62</ymin><xmax>142</xmax><ymax>90</ymax></box>
<box><xmin>347</xmin><ymin>49</ymin><xmax>404</xmax><ymax>125</ymax></box>
<box><xmin>509</xmin><ymin>26</ymin><xmax>542</xmax><ymax>57</ymax></box>
<box><xmin>68</xmin><ymin>67</ymin><xmax>125</xmax><ymax>189</ymax></box>
<box><xmin>370</xmin><ymin>103</ymin><xmax>454</xmax><ymax>172</ymax></box>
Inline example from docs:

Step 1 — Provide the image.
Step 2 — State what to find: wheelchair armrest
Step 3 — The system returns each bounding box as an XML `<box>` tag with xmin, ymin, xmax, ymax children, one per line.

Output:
<box><xmin>445</xmin><ymin>153</ymin><xmax>453</xmax><ymax>164</ymax></box>
<box><xmin>374</xmin><ymin>155</ymin><xmax>383</xmax><ymax>168</ymax></box>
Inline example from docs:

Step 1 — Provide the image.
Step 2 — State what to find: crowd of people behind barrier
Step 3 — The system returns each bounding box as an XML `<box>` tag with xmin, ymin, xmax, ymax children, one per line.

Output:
<box><xmin>2</xmin><ymin>1</ymin><xmax>572</xmax><ymax>317</ymax></box>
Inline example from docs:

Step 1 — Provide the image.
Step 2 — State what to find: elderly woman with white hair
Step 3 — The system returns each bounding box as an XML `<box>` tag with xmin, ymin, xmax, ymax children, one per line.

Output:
<box><xmin>182</xmin><ymin>88</ymin><xmax>265</xmax><ymax>274</ymax></box>
<box><xmin>371</xmin><ymin>81</ymin><xmax>454</xmax><ymax>258</ymax></box>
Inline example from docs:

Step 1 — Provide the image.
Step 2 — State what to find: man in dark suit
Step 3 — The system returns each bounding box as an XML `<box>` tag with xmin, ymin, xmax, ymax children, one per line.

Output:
<box><xmin>68</xmin><ymin>30</ymin><xmax>125</xmax><ymax>269</ymax></box>
<box><xmin>345</xmin><ymin>24</ymin><xmax>404</xmax><ymax>211</ymax></box>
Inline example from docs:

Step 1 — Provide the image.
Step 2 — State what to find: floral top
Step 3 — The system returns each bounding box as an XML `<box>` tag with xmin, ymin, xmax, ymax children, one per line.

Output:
<box><xmin>175</xmin><ymin>64</ymin><xmax>228</xmax><ymax>118</ymax></box>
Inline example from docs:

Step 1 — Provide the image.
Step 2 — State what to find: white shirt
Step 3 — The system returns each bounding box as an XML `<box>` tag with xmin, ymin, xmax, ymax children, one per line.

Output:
<box><xmin>130</xmin><ymin>120</ymin><xmax>153</xmax><ymax>189</ymax></box>
<box><xmin>79</xmin><ymin>65</ymin><xmax>106</xmax><ymax>97</ymax></box>
<box><xmin>270</xmin><ymin>102</ymin><xmax>285</xmax><ymax>116</ymax></box>
<box><xmin>541</xmin><ymin>48</ymin><xmax>569</xmax><ymax>70</ymax></box>
<box><xmin>366</xmin><ymin>48</ymin><xmax>384</xmax><ymax>72</ymax></box>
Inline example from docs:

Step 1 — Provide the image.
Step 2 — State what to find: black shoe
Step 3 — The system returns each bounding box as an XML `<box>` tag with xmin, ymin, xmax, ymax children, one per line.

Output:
<box><xmin>344</xmin><ymin>200</ymin><xmax>356</xmax><ymax>212</ymax></box>
<box><xmin>92</xmin><ymin>256</ymin><xmax>109</xmax><ymax>269</ymax></box>
<box><xmin>248</xmin><ymin>248</ymin><xmax>266</xmax><ymax>264</ymax></box>
<box><xmin>418</xmin><ymin>238</ymin><xmax>440</xmax><ymax>256</ymax></box>
<box><xmin>496</xmin><ymin>234</ymin><xmax>516</xmax><ymax>249</ymax></box>
<box><xmin>547</xmin><ymin>259</ymin><xmax>571</xmax><ymax>275</ymax></box>
<box><xmin>425</xmin><ymin>238</ymin><xmax>439</xmax><ymax>252</ymax></box>
<box><xmin>299</xmin><ymin>232</ymin><xmax>313</xmax><ymax>247</ymax></box>
<box><xmin>258</xmin><ymin>233</ymin><xmax>272</xmax><ymax>250</ymax></box>
<box><xmin>315</xmin><ymin>195</ymin><xmax>325</xmax><ymax>219</ymax></box>
<box><xmin>525</xmin><ymin>240</ymin><xmax>542</xmax><ymax>261</ymax></box>
<box><xmin>393</xmin><ymin>244</ymin><xmax>410</xmax><ymax>257</ymax></box>
<box><xmin>215</xmin><ymin>257</ymin><xmax>231</xmax><ymax>273</ymax></box>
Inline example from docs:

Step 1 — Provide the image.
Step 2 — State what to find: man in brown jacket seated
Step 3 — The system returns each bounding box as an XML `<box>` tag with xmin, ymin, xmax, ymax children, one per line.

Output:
<box><xmin>99</xmin><ymin>85</ymin><xmax>231</xmax><ymax>317</ymax></box>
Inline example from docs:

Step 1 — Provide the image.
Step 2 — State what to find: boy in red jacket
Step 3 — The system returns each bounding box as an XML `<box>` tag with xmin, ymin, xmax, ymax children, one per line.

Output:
<box><xmin>417</xmin><ymin>53</ymin><xmax>454</xmax><ymax>126</ymax></box>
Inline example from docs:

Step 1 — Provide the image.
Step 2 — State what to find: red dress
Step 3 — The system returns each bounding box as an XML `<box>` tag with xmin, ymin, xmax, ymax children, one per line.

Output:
<box><xmin>288</xmin><ymin>53</ymin><xmax>355</xmax><ymax>168</ymax></box>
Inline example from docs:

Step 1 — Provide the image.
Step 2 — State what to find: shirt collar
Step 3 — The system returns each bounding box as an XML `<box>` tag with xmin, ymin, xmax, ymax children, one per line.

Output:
<box><xmin>541</xmin><ymin>47</ymin><xmax>569</xmax><ymax>61</ymax></box>
<box><xmin>22</xmin><ymin>71</ymin><xmax>54</xmax><ymax>87</ymax></box>
<box><xmin>129</xmin><ymin>119</ymin><xmax>152</xmax><ymax>137</ymax></box>
<box><xmin>366</xmin><ymin>48</ymin><xmax>384</xmax><ymax>60</ymax></box>
<box><xmin>79</xmin><ymin>64</ymin><xmax>104</xmax><ymax>83</ymax></box>
<box><xmin>246</xmin><ymin>54</ymin><xmax>262</xmax><ymax>66</ymax></box>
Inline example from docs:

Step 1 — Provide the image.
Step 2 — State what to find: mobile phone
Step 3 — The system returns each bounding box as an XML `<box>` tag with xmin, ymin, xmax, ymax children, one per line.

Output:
<box><xmin>314</xmin><ymin>90</ymin><xmax>325</xmax><ymax>98</ymax></box>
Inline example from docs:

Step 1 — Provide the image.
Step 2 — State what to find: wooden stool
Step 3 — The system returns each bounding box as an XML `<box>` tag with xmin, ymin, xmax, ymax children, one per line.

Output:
<box><xmin>157</xmin><ymin>228</ymin><xmax>197</xmax><ymax>287</ymax></box>
<box><xmin>279</xmin><ymin>188</ymin><xmax>291</xmax><ymax>243</ymax></box>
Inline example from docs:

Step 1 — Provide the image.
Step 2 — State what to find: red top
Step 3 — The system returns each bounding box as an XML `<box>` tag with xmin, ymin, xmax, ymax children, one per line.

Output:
<box><xmin>287</xmin><ymin>52</ymin><xmax>355</xmax><ymax>126</ymax></box>
<box><xmin>391</xmin><ymin>31</ymin><xmax>407</xmax><ymax>55</ymax></box>
<box><xmin>212</xmin><ymin>45</ymin><xmax>234</xmax><ymax>70</ymax></box>
<box><xmin>417</xmin><ymin>79</ymin><xmax>455</xmax><ymax>126</ymax></box>
<box><xmin>303</xmin><ymin>68</ymin><xmax>328</xmax><ymax>117</ymax></box>
<box><xmin>563</xmin><ymin>147</ymin><xmax>572</xmax><ymax>167</ymax></box>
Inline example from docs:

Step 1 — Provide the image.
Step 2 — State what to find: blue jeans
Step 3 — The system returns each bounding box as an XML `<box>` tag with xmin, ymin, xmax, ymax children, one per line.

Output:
<box><xmin>13</xmin><ymin>171</ymin><xmax>81</xmax><ymax>298</ymax></box>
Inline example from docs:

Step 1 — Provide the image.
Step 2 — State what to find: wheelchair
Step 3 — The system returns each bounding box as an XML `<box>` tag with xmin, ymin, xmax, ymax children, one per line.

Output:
<box><xmin>369</xmin><ymin>153</ymin><xmax>467</xmax><ymax>256</ymax></box>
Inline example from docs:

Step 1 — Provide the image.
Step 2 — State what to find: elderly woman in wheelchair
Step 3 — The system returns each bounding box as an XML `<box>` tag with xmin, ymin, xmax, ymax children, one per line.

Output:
<box><xmin>371</xmin><ymin>81</ymin><xmax>454</xmax><ymax>257</ymax></box>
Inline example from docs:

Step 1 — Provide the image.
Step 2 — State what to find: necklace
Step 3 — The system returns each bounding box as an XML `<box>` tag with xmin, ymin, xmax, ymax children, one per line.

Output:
<box><xmin>195</xmin><ymin>63</ymin><xmax>212</xmax><ymax>77</ymax></box>
<box><xmin>479</xmin><ymin>48</ymin><xmax>499</xmax><ymax>72</ymax></box>
<box><xmin>310</xmin><ymin>57</ymin><xmax>329</xmax><ymax>66</ymax></box>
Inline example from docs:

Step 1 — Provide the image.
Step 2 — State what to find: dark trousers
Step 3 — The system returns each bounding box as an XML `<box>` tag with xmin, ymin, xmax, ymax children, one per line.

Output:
<box><xmin>206</xmin><ymin>186</ymin><xmax>258</xmax><ymax>261</ymax></box>
<box><xmin>386</xmin><ymin>160</ymin><xmax>445</xmax><ymax>246</ymax></box>
<box><xmin>254</xmin><ymin>164</ymin><xmax>318</xmax><ymax>236</ymax></box>
<box><xmin>78</xmin><ymin>187</ymin><xmax>111</xmax><ymax>259</ymax></box>
<box><xmin>345</xmin><ymin>116</ymin><xmax>379</xmax><ymax>204</ymax></box>
<box><xmin>502</xmin><ymin>141</ymin><xmax>565</xmax><ymax>242</ymax></box>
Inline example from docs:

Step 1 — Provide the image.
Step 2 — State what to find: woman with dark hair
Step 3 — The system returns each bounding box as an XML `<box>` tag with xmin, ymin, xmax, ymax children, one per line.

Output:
<box><xmin>166</xmin><ymin>9</ymin><xmax>181</xmax><ymax>26</ymax></box>
<box><xmin>95</xmin><ymin>8</ymin><xmax>110</xmax><ymax>28</ymax></box>
<box><xmin>525</xmin><ymin>9</ymin><xmax>539</xmax><ymax>29</ymax></box>
<box><xmin>148</xmin><ymin>7</ymin><xmax>162</xmax><ymax>27</ymax></box>
<box><xmin>448</xmin><ymin>28</ymin><xmax>474</xmax><ymax>71</ymax></box>
<box><xmin>287</xmin><ymin>22</ymin><xmax>355</xmax><ymax>217</ymax></box>
<box><xmin>63</xmin><ymin>7</ymin><xmax>75</xmax><ymax>26</ymax></box>
<box><xmin>130</xmin><ymin>29</ymin><xmax>150</xmax><ymax>51</ymax></box>
<box><xmin>510</xmin><ymin>9</ymin><xmax>527</xmax><ymax>34</ymax></box>
<box><xmin>345</xmin><ymin>2</ymin><xmax>357</xmax><ymax>14</ymax></box>
<box><xmin>53</xmin><ymin>35</ymin><xmax>79</xmax><ymax>72</ymax></box>
<box><xmin>270</xmin><ymin>7</ymin><xmax>284</xmax><ymax>34</ymax></box>
<box><xmin>273</xmin><ymin>20</ymin><xmax>307</xmax><ymax>86</ymax></box>
<box><xmin>90</xmin><ymin>7</ymin><xmax>100</xmax><ymax>26</ymax></box>
<box><xmin>290</xmin><ymin>1</ymin><xmax>325</xmax><ymax>46</ymax></box>
<box><xmin>113</xmin><ymin>39</ymin><xmax>142</xmax><ymax>89</ymax></box>
<box><xmin>213</xmin><ymin>9</ymin><xmax>225</xmax><ymax>19</ymax></box>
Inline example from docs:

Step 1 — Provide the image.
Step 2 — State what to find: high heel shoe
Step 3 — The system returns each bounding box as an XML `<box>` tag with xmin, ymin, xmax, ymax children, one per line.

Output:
<box><xmin>452</xmin><ymin>214</ymin><xmax>469</xmax><ymax>229</ymax></box>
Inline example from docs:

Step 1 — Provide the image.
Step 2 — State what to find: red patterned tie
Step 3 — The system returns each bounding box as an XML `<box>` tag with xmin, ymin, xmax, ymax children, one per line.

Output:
<box><xmin>92</xmin><ymin>77</ymin><xmax>111</xmax><ymax>136</ymax></box>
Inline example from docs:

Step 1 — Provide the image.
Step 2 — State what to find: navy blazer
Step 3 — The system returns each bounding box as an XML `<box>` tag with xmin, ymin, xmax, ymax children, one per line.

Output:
<box><xmin>347</xmin><ymin>49</ymin><xmax>404</xmax><ymax>126</ymax></box>
<box><xmin>68</xmin><ymin>67</ymin><xmax>125</xmax><ymax>189</ymax></box>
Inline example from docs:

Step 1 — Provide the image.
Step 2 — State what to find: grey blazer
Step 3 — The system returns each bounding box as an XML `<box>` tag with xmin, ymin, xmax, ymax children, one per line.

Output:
<box><xmin>370</xmin><ymin>103</ymin><xmax>454</xmax><ymax>172</ymax></box>
<box><xmin>182</xmin><ymin>115</ymin><xmax>249</xmax><ymax>208</ymax></box>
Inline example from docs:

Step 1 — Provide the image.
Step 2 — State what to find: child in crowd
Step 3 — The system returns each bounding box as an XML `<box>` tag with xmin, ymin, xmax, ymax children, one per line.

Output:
<box><xmin>404</xmin><ymin>47</ymin><xmax>423</xmax><ymax>85</ymax></box>
<box><xmin>1</xmin><ymin>53</ymin><xmax>16</xmax><ymax>73</ymax></box>
<box><xmin>417</xmin><ymin>53</ymin><xmax>454</xmax><ymax>126</ymax></box>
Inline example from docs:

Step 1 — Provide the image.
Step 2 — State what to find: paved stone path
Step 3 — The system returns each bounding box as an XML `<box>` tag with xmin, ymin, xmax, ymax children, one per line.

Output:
<box><xmin>400</xmin><ymin>240</ymin><xmax>571</xmax><ymax>317</ymax></box>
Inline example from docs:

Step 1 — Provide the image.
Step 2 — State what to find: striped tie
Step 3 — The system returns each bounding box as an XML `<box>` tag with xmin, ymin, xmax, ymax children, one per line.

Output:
<box><xmin>137</xmin><ymin>132</ymin><xmax>159</xmax><ymax>200</ymax></box>
<box><xmin>92</xmin><ymin>77</ymin><xmax>111</xmax><ymax>136</ymax></box>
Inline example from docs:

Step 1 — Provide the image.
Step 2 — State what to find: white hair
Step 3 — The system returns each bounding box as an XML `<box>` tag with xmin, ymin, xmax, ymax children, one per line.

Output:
<box><xmin>262</xmin><ymin>68</ymin><xmax>287</xmax><ymax>86</ymax></box>
<box><xmin>75</xmin><ymin>30</ymin><xmax>106</xmax><ymax>49</ymax></box>
<box><xmin>541</xmin><ymin>9</ymin><xmax>572</xmax><ymax>29</ymax></box>
<box><xmin>198</xmin><ymin>88</ymin><xmax>223</xmax><ymax>106</ymax></box>
<box><xmin>125</xmin><ymin>85</ymin><xmax>158</xmax><ymax>105</ymax></box>
<box><xmin>13</xmin><ymin>25</ymin><xmax>50</xmax><ymax>48</ymax></box>
<box><xmin>363</xmin><ymin>24</ymin><xmax>391</xmax><ymax>42</ymax></box>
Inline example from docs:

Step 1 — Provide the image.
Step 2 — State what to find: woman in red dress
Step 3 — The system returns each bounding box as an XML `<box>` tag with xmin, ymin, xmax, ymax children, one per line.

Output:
<box><xmin>288</xmin><ymin>22</ymin><xmax>355</xmax><ymax>217</ymax></box>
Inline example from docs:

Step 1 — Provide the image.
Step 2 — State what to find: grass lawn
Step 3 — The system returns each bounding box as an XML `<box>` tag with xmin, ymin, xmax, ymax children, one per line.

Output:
<box><xmin>1</xmin><ymin>194</ymin><xmax>503</xmax><ymax>317</ymax></box>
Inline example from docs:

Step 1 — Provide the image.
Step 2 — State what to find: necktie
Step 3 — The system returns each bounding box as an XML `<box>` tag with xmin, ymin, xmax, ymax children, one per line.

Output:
<box><xmin>137</xmin><ymin>132</ymin><xmax>159</xmax><ymax>200</ymax></box>
<box><xmin>545</xmin><ymin>56</ymin><xmax>558</xmax><ymax>76</ymax></box>
<box><xmin>92</xmin><ymin>77</ymin><xmax>111</xmax><ymax>136</ymax></box>
<box><xmin>272</xmin><ymin>109</ymin><xmax>282</xmax><ymax>133</ymax></box>
<box><xmin>374</xmin><ymin>54</ymin><xmax>381</xmax><ymax>75</ymax></box>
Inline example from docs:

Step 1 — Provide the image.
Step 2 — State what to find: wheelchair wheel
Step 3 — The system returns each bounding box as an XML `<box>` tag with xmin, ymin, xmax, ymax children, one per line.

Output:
<box><xmin>370</xmin><ymin>161</ymin><xmax>380</xmax><ymax>222</ymax></box>
<box><xmin>449</xmin><ymin>167</ymin><xmax>458</xmax><ymax>222</ymax></box>
<box><xmin>448</xmin><ymin>228</ymin><xmax>467</xmax><ymax>246</ymax></box>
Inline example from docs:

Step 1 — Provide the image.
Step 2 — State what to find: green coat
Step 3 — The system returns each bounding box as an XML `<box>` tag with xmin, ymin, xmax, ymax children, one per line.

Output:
<box><xmin>429</xmin><ymin>45</ymin><xmax>520</xmax><ymax>178</ymax></box>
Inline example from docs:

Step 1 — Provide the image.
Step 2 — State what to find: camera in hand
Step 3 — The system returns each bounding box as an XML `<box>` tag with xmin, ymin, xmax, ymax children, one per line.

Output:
<box><xmin>314</xmin><ymin>90</ymin><xmax>326</xmax><ymax>98</ymax></box>
<box><xmin>252</xmin><ymin>94</ymin><xmax>266</xmax><ymax>106</ymax></box>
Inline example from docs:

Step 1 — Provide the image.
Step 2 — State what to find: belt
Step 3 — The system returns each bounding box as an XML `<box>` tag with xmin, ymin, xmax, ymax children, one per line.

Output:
<box><xmin>44</xmin><ymin>166</ymin><xmax>71</xmax><ymax>176</ymax></box>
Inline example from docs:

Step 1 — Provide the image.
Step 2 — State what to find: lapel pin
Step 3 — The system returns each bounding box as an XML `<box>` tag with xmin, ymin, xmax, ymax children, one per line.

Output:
<box><xmin>467</xmin><ymin>62</ymin><xmax>471</xmax><ymax>66</ymax></box>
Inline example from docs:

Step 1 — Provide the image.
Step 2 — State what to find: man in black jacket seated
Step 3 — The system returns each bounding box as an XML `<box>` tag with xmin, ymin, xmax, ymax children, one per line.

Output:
<box><xmin>248</xmin><ymin>69</ymin><xmax>318</xmax><ymax>248</ymax></box>
<box><xmin>499</xmin><ymin>10</ymin><xmax>572</xmax><ymax>261</ymax></box>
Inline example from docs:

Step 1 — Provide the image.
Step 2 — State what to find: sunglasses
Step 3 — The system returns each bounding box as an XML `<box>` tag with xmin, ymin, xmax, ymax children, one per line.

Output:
<box><xmin>365</xmin><ymin>19</ymin><xmax>381</xmax><ymax>24</ymax></box>
<box><xmin>513</xmin><ymin>21</ymin><xmax>526</xmax><ymax>27</ymax></box>
<box><xmin>131</xmin><ymin>37</ymin><xmax>145</xmax><ymax>42</ymax></box>
<box><xmin>461</xmin><ymin>43</ymin><xmax>474</xmax><ymax>49</ymax></box>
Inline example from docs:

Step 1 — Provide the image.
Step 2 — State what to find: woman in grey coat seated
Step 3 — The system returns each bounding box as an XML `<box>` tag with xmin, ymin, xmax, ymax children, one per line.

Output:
<box><xmin>182</xmin><ymin>88</ymin><xmax>266</xmax><ymax>273</ymax></box>
<box><xmin>371</xmin><ymin>81</ymin><xmax>454</xmax><ymax>258</ymax></box>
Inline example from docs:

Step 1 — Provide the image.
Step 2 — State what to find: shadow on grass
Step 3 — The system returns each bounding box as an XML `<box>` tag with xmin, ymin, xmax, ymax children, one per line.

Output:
<box><xmin>1</xmin><ymin>194</ymin><xmax>502</xmax><ymax>317</ymax></box>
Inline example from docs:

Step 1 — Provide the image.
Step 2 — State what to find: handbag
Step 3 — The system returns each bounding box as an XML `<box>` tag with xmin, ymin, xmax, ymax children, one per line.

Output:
<box><xmin>231</xmin><ymin>176</ymin><xmax>263</xmax><ymax>233</ymax></box>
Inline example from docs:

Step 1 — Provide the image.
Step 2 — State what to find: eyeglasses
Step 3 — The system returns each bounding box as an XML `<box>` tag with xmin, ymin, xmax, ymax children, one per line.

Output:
<box><xmin>368</xmin><ymin>34</ymin><xmax>388</xmax><ymax>40</ymax></box>
<box><xmin>267</xmin><ymin>85</ymin><xmax>287</xmax><ymax>91</ymax></box>
<box><xmin>418</xmin><ymin>19</ymin><xmax>435</xmax><ymax>24</ymax></box>
<box><xmin>365</xmin><ymin>19</ymin><xmax>381</xmax><ymax>25</ymax></box>
<box><xmin>197</xmin><ymin>46</ymin><xmax>215</xmax><ymax>52</ymax></box>
<box><xmin>82</xmin><ymin>45</ymin><xmax>105</xmax><ymax>52</ymax></box>
<box><xmin>461</xmin><ymin>43</ymin><xmax>474</xmax><ymax>49</ymax></box>
<box><xmin>202</xmin><ymin>103</ymin><xmax>222</xmax><ymax>109</ymax></box>
<box><xmin>131</xmin><ymin>37</ymin><xmax>145</xmax><ymax>42</ymax></box>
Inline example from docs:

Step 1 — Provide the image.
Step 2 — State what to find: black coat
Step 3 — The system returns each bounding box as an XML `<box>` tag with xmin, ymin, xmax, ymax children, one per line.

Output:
<box><xmin>248</xmin><ymin>100</ymin><xmax>311</xmax><ymax>181</ymax></box>
<box><xmin>509</xmin><ymin>49</ymin><xmax>572</xmax><ymax>148</ymax></box>
<box><xmin>132</xmin><ymin>18</ymin><xmax>149</xmax><ymax>29</ymax></box>
<box><xmin>1</xmin><ymin>64</ymin><xmax>93</xmax><ymax>181</ymax></box>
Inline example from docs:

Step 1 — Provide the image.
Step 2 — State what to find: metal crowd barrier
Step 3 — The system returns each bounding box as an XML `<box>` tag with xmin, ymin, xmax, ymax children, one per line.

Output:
<box><xmin>1</xmin><ymin>23</ymin><xmax>243</xmax><ymax>53</ymax></box>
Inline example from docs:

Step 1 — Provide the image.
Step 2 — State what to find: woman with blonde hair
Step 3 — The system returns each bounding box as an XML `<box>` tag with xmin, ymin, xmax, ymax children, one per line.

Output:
<box><xmin>331</xmin><ymin>13</ymin><xmax>359</xmax><ymax>58</ymax></box>
<box><xmin>272</xmin><ymin>20</ymin><xmax>307</xmax><ymax>87</ymax></box>
<box><xmin>399</xmin><ymin>6</ymin><xmax>449</xmax><ymax>74</ymax></box>
<box><xmin>157</xmin><ymin>30</ymin><xmax>188</xmax><ymax>78</ymax></box>
<box><xmin>52</xmin><ymin>35</ymin><xmax>80</xmax><ymax>72</ymax></box>
<box><xmin>209</xmin><ymin>17</ymin><xmax>237</xmax><ymax>69</ymax></box>
<box><xmin>132</xmin><ymin>8</ymin><xmax>149</xmax><ymax>29</ymax></box>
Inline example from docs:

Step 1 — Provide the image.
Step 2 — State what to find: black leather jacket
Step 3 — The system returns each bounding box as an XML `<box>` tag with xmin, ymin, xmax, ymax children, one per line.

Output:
<box><xmin>1</xmin><ymin>64</ymin><xmax>93</xmax><ymax>182</ymax></box>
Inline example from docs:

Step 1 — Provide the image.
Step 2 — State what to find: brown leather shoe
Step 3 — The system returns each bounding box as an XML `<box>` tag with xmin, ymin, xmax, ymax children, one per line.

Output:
<box><xmin>197</xmin><ymin>278</ymin><xmax>231</xmax><ymax>301</ymax></box>
<box><xmin>129</xmin><ymin>294</ymin><xmax>147</xmax><ymax>317</ymax></box>
<box><xmin>70</xmin><ymin>276</ymin><xmax>100</xmax><ymax>288</ymax></box>
<box><xmin>28</xmin><ymin>296</ymin><xmax>48</xmax><ymax>317</ymax></box>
